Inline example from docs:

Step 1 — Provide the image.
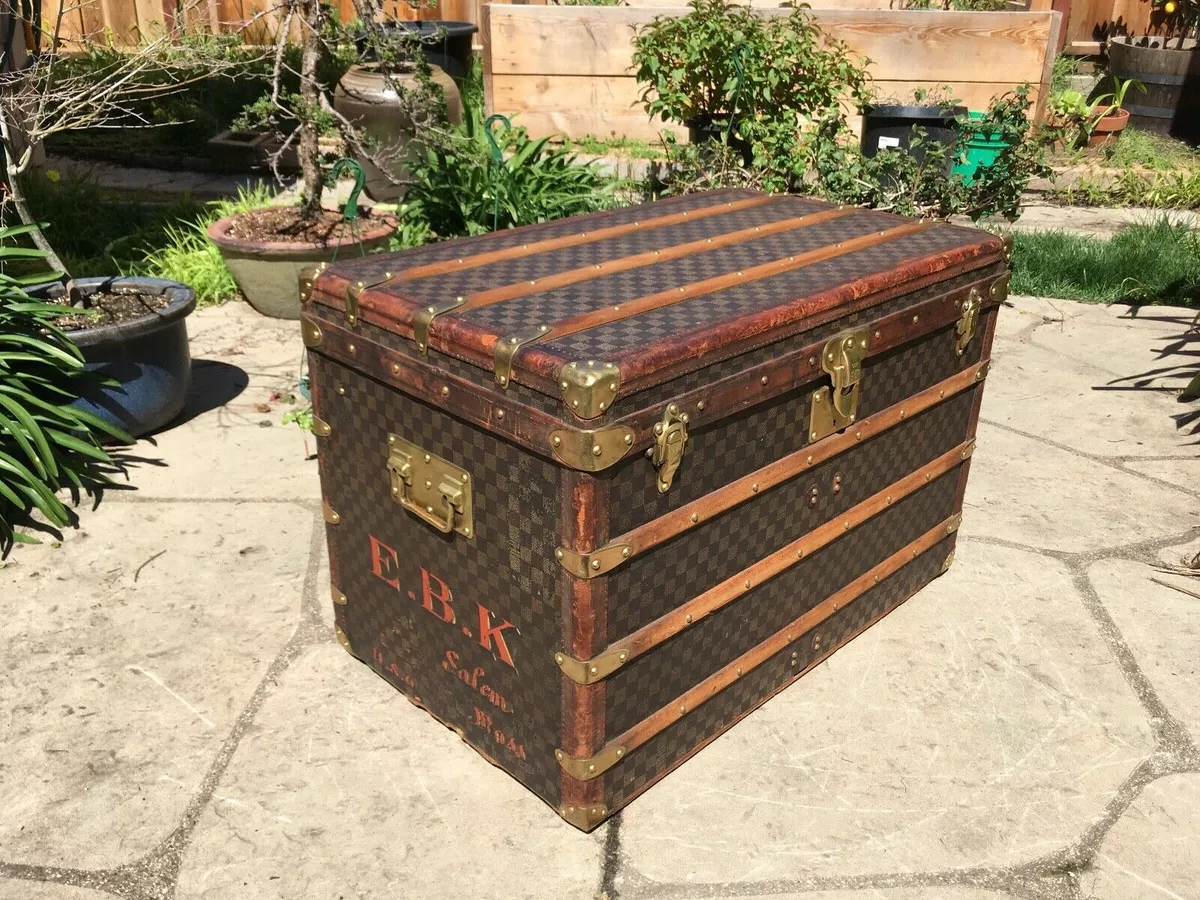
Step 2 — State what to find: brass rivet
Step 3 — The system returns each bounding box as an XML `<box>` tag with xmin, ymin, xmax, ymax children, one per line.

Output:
<box><xmin>690</xmin><ymin>513</ymin><xmax>699</xmax><ymax>523</ymax></box>
<box><xmin>939</xmin><ymin>390</ymin><xmax>946</xmax><ymax>398</ymax></box>
<box><xmin>913</xmin><ymin>315</ymin><xmax>919</xmax><ymax>323</ymax></box>
<box><xmin>589</xmin><ymin>665</ymin><xmax>598</xmax><ymax>675</ymax></box>
<box><xmin>874</xmin><ymin>331</ymin><xmax>881</xmax><ymax>340</ymax></box>
<box><xmin>855</xmin><ymin>430</ymin><xmax>862</xmax><ymax>440</ymax></box>
<box><xmin>619</xmin><ymin>652</ymin><xmax>628</xmax><ymax>661</ymax></box>
<box><xmin>900</xmin><ymin>409</ymin><xmax>906</xmax><ymax>418</ymax></box>
<box><xmin>622</xmin><ymin>548</ymin><xmax>630</xmax><ymax>558</ymax></box>
<box><xmin>913</xmin><ymin>549</ymin><xmax>919</xmax><ymax>558</ymax></box>
<box><xmin>947</xmin><ymin>523</ymin><xmax>954</xmax><ymax>533</ymax></box>
<box><xmin>926</xmin><ymin>473</ymin><xmax>932</xmax><ymax>481</ymax></box>
<box><xmin>592</xmin><ymin>445</ymin><xmax>603</xmax><ymax>457</ymax></box>
<box><xmin>760</xmin><ymin>375</ymin><xmax>768</xmax><ymax>385</ymax></box>
<box><xmin>697</xmin><ymin>400</ymin><xmax>706</xmax><ymax>411</ymax></box>
<box><xmin>808</xmin><ymin>356</ymin><xmax>816</xmax><ymax>366</ymax></box>
<box><xmin>591</xmin><ymin>559</ymin><xmax>601</xmax><ymax>570</ymax></box>
<box><xmin>796</xmin><ymin>548</ymin><xmax>803</xmax><ymax>558</ymax></box>
<box><xmin>424</xmin><ymin>454</ymin><xmax>431</xmax><ymax>463</ymax></box>
<box><xmin>736</xmin><ymin>667</ymin><xmax>743</xmax><ymax>676</ymax></box>
<box><xmin>844</xmin><ymin>521</ymin><xmax>850</xmax><ymax>529</ymax></box>
<box><xmin>624</xmin><ymin>434</ymin><xmax>633</xmax><ymax>446</ymax></box>
<box><xmin>886</xmin><ymin>495</ymin><xmax>893</xmax><ymax>504</ymax></box>
<box><xmin>391</xmin><ymin>363</ymin><xmax>400</xmax><ymax>375</ymax></box>
<box><xmin>874</xmin><ymin>575</ymin><xmax>880</xmax><ymax>583</ymax></box>
<box><xmin>500</xmin><ymin>376</ymin><xmax>508</xmax><ymax>386</ymax></box>
<box><xmin>685</xmin><ymin>614</ymin><xmax>693</xmax><ymax>623</ymax></box>
<box><xmin>680</xmin><ymin>705</ymin><xmax>687</xmax><ymax>714</ymax></box>
<box><xmin>336</xmin><ymin>386</ymin><xmax>345</xmax><ymax>395</ymax></box>
<box><xmin>811</xmin><ymin>431</ymin><xmax>818</xmax><ymax>441</ymax></box>
<box><xmin>744</xmin><ymin>579</ymin><xmax>751</xmax><ymax>589</ymax></box>
<box><xmin>348</xmin><ymin>343</ymin><xmax>356</xmax><ymax>353</ymax></box>
<box><xmin>496</xmin><ymin>409</ymin><xmax>505</xmax><ymax>420</ymax></box>
<box><xmin>806</xmin><ymin>455</ymin><xmax>813</xmax><ymax>464</ymax></box>
<box><xmin>441</xmin><ymin>386</ymin><xmax>450</xmax><ymax>396</ymax></box>
<box><xmin>555</xmin><ymin>653</ymin><xmax>564</xmax><ymax>663</ymax></box>
<box><xmin>552</xmin><ymin>436</ymin><xmax>562</xmax><ymax>447</ymax></box>
<box><xmin>752</xmin><ymin>483</ymin><xmax>759</xmax><ymax>492</ymax></box>
<box><xmin>555</xmin><ymin>549</ymin><xmax>564</xmax><ymax>559</ymax></box>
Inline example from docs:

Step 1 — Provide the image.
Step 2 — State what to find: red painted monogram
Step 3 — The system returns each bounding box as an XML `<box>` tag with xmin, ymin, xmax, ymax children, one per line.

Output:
<box><xmin>368</xmin><ymin>534</ymin><xmax>520</xmax><ymax>668</ymax></box>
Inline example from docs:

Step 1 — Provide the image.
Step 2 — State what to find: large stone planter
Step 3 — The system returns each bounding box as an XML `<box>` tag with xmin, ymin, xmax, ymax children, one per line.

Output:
<box><xmin>207</xmin><ymin>212</ymin><xmax>397</xmax><ymax>320</ymax></box>
<box><xmin>1108</xmin><ymin>36</ymin><xmax>1200</xmax><ymax>143</ymax></box>
<box><xmin>34</xmin><ymin>276</ymin><xmax>197</xmax><ymax>439</ymax></box>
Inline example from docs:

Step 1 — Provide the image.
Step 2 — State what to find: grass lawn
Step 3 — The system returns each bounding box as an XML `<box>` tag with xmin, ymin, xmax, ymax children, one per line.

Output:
<box><xmin>1010</xmin><ymin>219</ymin><xmax>1200</xmax><ymax>307</ymax></box>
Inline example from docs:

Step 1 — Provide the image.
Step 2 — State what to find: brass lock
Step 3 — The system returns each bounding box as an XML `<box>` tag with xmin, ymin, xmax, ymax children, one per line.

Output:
<box><xmin>652</xmin><ymin>403</ymin><xmax>689</xmax><ymax>493</ymax></box>
<box><xmin>956</xmin><ymin>287</ymin><xmax>982</xmax><ymax>356</ymax></box>
<box><xmin>809</xmin><ymin>328</ymin><xmax>869</xmax><ymax>444</ymax></box>
<box><xmin>387</xmin><ymin>434</ymin><xmax>474</xmax><ymax>538</ymax></box>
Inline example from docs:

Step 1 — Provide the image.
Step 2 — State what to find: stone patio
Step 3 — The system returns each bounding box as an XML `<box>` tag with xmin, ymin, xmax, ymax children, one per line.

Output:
<box><xmin>1</xmin><ymin>295</ymin><xmax>1198</xmax><ymax>900</ymax></box>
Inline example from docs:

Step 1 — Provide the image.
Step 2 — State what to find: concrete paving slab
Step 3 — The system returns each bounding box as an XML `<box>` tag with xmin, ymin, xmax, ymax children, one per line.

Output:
<box><xmin>963</xmin><ymin>422</ymin><xmax>1198</xmax><ymax>554</ymax></box>
<box><xmin>1092</xmin><ymin>556</ymin><xmax>1200</xmax><ymax>738</ymax></box>
<box><xmin>119</xmin><ymin>303</ymin><xmax>320</xmax><ymax>502</ymax></box>
<box><xmin>663</xmin><ymin>891</ymin><xmax>1016</xmax><ymax>900</ymax></box>
<box><xmin>173</xmin><ymin>644</ymin><xmax>604</xmax><ymax>900</ymax></box>
<box><xmin>984</xmin><ymin>331</ymin><xmax>1191</xmax><ymax>459</ymax></box>
<box><xmin>618</xmin><ymin>541</ymin><xmax>1153</xmax><ymax>884</ymax></box>
<box><xmin>1085</xmin><ymin>774</ymin><xmax>1200</xmax><ymax>900</ymax></box>
<box><xmin>0</xmin><ymin>882</ymin><xmax>112</xmax><ymax>900</ymax></box>
<box><xmin>0</xmin><ymin>501</ymin><xmax>312</xmax><ymax>869</ymax></box>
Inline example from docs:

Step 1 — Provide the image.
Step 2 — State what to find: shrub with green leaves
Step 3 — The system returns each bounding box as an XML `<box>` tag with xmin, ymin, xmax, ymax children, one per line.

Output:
<box><xmin>0</xmin><ymin>231</ymin><xmax>129</xmax><ymax>550</ymax></box>
<box><xmin>397</xmin><ymin>121</ymin><xmax>623</xmax><ymax>240</ymax></box>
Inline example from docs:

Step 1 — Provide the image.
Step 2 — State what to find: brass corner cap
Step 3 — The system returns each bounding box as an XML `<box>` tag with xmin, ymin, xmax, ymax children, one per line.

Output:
<box><xmin>560</xmin><ymin>360</ymin><xmax>621</xmax><ymax>420</ymax></box>
<box><xmin>559</xmin><ymin>803</ymin><xmax>608</xmax><ymax>831</ymax></box>
<box><xmin>549</xmin><ymin>425</ymin><xmax>635</xmax><ymax>472</ymax></box>
<box><xmin>312</xmin><ymin>416</ymin><xmax>331</xmax><ymax>437</ymax></box>
<box><xmin>331</xmin><ymin>586</ymin><xmax>347</xmax><ymax>606</ymax></box>
<box><xmin>941</xmin><ymin>549</ymin><xmax>956</xmax><ymax>574</ymax></box>
<box><xmin>322</xmin><ymin>500</ymin><xmax>341</xmax><ymax>525</ymax></box>
<box><xmin>989</xmin><ymin>271</ymin><xmax>1011</xmax><ymax>303</ymax></box>
<box><xmin>298</xmin><ymin>261</ymin><xmax>327</xmax><ymax>304</ymax></box>
<box><xmin>555</xmin><ymin>744</ymin><xmax>627</xmax><ymax>781</ymax></box>
<box><xmin>946</xmin><ymin>512</ymin><xmax>964</xmax><ymax>533</ymax></box>
<box><xmin>335</xmin><ymin>625</ymin><xmax>355</xmax><ymax>656</ymax></box>
<box><xmin>555</xmin><ymin>542</ymin><xmax>632</xmax><ymax>579</ymax></box>
<box><xmin>300</xmin><ymin>315</ymin><xmax>322</xmax><ymax>349</ymax></box>
<box><xmin>554</xmin><ymin>647</ymin><xmax>631</xmax><ymax>684</ymax></box>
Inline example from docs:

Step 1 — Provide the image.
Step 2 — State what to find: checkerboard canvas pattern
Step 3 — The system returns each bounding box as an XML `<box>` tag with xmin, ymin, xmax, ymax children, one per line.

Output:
<box><xmin>604</xmin><ymin>536</ymin><xmax>954</xmax><ymax>811</ymax></box>
<box><xmin>311</xmin><ymin>352</ymin><xmax>566</xmax><ymax>805</ymax></box>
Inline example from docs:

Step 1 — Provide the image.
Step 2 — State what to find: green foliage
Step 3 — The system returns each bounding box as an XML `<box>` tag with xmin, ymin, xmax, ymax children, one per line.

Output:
<box><xmin>1050</xmin><ymin>54</ymin><xmax>1080</xmax><ymax>94</ymax></box>
<box><xmin>809</xmin><ymin>86</ymin><xmax>1053</xmax><ymax>221</ymax></box>
<box><xmin>0</xmin><ymin>228</ymin><xmax>130</xmax><ymax>550</ymax></box>
<box><xmin>135</xmin><ymin>184</ymin><xmax>278</xmax><ymax>305</ymax></box>
<box><xmin>632</xmin><ymin>0</ymin><xmax>870</xmax><ymax>191</ymax></box>
<box><xmin>1009</xmin><ymin>219</ymin><xmax>1200</xmax><ymax>306</ymax></box>
<box><xmin>568</xmin><ymin>134</ymin><xmax>664</xmax><ymax>160</ymax></box>
<box><xmin>398</xmin><ymin>122</ymin><xmax>623</xmax><ymax>240</ymax></box>
<box><xmin>1151</xmin><ymin>0</ymin><xmax>1200</xmax><ymax>40</ymax></box>
<box><xmin>1051</xmin><ymin>167</ymin><xmax>1200</xmax><ymax>209</ymax></box>
<box><xmin>19</xmin><ymin>170</ymin><xmax>206</xmax><ymax>276</ymax></box>
<box><xmin>1101</xmin><ymin>126</ymin><xmax>1200</xmax><ymax>171</ymax></box>
<box><xmin>904</xmin><ymin>0</ymin><xmax>1008</xmax><ymax>8</ymax></box>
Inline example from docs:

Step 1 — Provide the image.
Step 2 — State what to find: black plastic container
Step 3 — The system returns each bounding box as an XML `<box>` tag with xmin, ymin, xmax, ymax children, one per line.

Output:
<box><xmin>860</xmin><ymin>104</ymin><xmax>967</xmax><ymax>172</ymax></box>
<box><xmin>687</xmin><ymin>115</ymin><xmax>754</xmax><ymax>167</ymax></box>
<box><xmin>356</xmin><ymin>20</ymin><xmax>478</xmax><ymax>81</ymax></box>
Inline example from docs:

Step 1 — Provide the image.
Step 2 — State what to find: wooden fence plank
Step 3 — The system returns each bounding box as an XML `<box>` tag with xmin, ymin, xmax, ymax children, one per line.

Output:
<box><xmin>486</xmin><ymin>7</ymin><xmax>1054</xmax><ymax>85</ymax></box>
<box><xmin>76</xmin><ymin>0</ymin><xmax>106</xmax><ymax>41</ymax></box>
<box><xmin>102</xmin><ymin>0</ymin><xmax>141</xmax><ymax>42</ymax></box>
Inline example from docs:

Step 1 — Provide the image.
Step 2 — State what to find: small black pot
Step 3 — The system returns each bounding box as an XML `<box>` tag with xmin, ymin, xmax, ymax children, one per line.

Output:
<box><xmin>33</xmin><ymin>277</ymin><xmax>196</xmax><ymax>439</ymax></box>
<box><xmin>860</xmin><ymin>104</ymin><xmax>967</xmax><ymax>172</ymax></box>
<box><xmin>687</xmin><ymin>115</ymin><xmax>754</xmax><ymax>167</ymax></box>
<box><xmin>355</xmin><ymin>20</ymin><xmax>479</xmax><ymax>81</ymax></box>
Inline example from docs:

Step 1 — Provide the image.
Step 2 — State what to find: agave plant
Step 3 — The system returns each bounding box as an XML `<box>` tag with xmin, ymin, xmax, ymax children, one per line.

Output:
<box><xmin>0</xmin><ymin>227</ymin><xmax>130</xmax><ymax>550</ymax></box>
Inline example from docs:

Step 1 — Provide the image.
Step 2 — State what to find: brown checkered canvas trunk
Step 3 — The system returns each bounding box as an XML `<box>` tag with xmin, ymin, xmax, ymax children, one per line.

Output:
<box><xmin>302</xmin><ymin>188</ymin><xmax>1007</xmax><ymax>831</ymax></box>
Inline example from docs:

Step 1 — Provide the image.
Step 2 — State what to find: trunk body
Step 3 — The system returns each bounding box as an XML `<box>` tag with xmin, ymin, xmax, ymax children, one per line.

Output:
<box><xmin>303</xmin><ymin>189</ymin><xmax>1008</xmax><ymax>831</ymax></box>
<box><xmin>298</xmin><ymin>0</ymin><xmax>324</xmax><ymax>219</ymax></box>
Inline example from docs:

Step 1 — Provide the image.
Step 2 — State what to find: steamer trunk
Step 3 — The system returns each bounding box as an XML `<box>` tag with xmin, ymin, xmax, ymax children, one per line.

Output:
<box><xmin>303</xmin><ymin>188</ymin><xmax>1008</xmax><ymax>831</ymax></box>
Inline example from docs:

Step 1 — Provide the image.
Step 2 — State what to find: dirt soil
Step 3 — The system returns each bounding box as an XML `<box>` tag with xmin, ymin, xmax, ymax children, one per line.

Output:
<box><xmin>224</xmin><ymin>207</ymin><xmax>391</xmax><ymax>245</ymax></box>
<box><xmin>54</xmin><ymin>291</ymin><xmax>171</xmax><ymax>331</ymax></box>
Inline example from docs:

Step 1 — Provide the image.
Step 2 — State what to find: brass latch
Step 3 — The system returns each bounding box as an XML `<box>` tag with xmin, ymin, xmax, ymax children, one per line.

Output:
<box><xmin>651</xmin><ymin>403</ymin><xmax>688</xmax><ymax>493</ymax></box>
<box><xmin>809</xmin><ymin>328</ymin><xmax>869</xmax><ymax>444</ymax></box>
<box><xmin>956</xmin><ymin>287</ymin><xmax>982</xmax><ymax>356</ymax></box>
<box><xmin>387</xmin><ymin>434</ymin><xmax>474</xmax><ymax>539</ymax></box>
<box><xmin>345</xmin><ymin>271</ymin><xmax>394</xmax><ymax>328</ymax></box>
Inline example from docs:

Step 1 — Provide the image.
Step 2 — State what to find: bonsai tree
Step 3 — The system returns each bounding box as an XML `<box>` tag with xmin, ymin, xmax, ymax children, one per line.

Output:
<box><xmin>0</xmin><ymin>0</ymin><xmax>255</xmax><ymax>275</ymax></box>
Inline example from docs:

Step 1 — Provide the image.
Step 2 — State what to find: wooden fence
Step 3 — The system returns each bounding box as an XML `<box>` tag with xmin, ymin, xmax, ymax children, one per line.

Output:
<box><xmin>482</xmin><ymin>5</ymin><xmax>1061</xmax><ymax>142</ymax></box>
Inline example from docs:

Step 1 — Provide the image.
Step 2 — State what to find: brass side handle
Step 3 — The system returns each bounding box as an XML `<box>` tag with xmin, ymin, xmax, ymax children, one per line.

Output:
<box><xmin>387</xmin><ymin>434</ymin><xmax>474</xmax><ymax>539</ymax></box>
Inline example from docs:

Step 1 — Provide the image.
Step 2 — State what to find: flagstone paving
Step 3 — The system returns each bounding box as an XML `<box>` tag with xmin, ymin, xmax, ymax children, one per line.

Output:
<box><xmin>1</xmin><ymin>296</ymin><xmax>1197</xmax><ymax>900</ymax></box>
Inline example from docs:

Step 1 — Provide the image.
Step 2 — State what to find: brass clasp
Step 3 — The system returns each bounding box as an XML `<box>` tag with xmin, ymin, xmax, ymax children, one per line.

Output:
<box><xmin>809</xmin><ymin>328</ymin><xmax>869</xmax><ymax>444</ymax></box>
<box><xmin>956</xmin><ymin>287</ymin><xmax>982</xmax><ymax>356</ymax></box>
<box><xmin>387</xmin><ymin>434</ymin><xmax>474</xmax><ymax>539</ymax></box>
<box><xmin>651</xmin><ymin>403</ymin><xmax>688</xmax><ymax>493</ymax></box>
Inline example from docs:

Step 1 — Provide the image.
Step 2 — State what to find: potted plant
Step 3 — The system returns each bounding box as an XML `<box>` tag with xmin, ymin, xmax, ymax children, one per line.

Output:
<box><xmin>1109</xmin><ymin>0</ymin><xmax>1200</xmax><ymax>142</ymax></box>
<box><xmin>860</xmin><ymin>87</ymin><xmax>968</xmax><ymax>173</ymax></box>
<box><xmin>207</xmin><ymin>0</ymin><xmax>410</xmax><ymax>320</ymax></box>
<box><xmin>0</xmin><ymin>230</ymin><xmax>132</xmax><ymax>551</ymax></box>
<box><xmin>631</xmin><ymin>0</ymin><xmax>869</xmax><ymax>189</ymax></box>
<box><xmin>1087</xmin><ymin>77</ymin><xmax>1146</xmax><ymax>146</ymax></box>
<box><xmin>0</xmin><ymin>0</ymin><xmax>251</xmax><ymax>437</ymax></box>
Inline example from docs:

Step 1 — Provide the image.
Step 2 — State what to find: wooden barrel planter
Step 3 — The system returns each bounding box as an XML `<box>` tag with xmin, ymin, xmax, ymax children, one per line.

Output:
<box><xmin>1108</xmin><ymin>36</ymin><xmax>1200</xmax><ymax>143</ymax></box>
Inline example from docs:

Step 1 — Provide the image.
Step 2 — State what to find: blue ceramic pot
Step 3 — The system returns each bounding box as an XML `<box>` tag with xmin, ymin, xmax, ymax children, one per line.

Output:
<box><xmin>35</xmin><ymin>277</ymin><xmax>197</xmax><ymax>439</ymax></box>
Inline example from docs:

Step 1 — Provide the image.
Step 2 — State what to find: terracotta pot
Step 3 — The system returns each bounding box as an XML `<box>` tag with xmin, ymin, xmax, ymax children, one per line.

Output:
<box><xmin>1088</xmin><ymin>106</ymin><xmax>1130</xmax><ymax>147</ymax></box>
<box><xmin>333</xmin><ymin>62</ymin><xmax>462</xmax><ymax>202</ymax></box>
<box><xmin>207</xmin><ymin>211</ymin><xmax>397</xmax><ymax>320</ymax></box>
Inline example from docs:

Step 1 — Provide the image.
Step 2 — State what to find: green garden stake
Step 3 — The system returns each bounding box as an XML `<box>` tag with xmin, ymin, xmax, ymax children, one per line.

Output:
<box><xmin>485</xmin><ymin>114</ymin><xmax>512</xmax><ymax>233</ymax></box>
<box><xmin>328</xmin><ymin>157</ymin><xmax>368</xmax><ymax>260</ymax></box>
<box><xmin>725</xmin><ymin>44</ymin><xmax>747</xmax><ymax>147</ymax></box>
